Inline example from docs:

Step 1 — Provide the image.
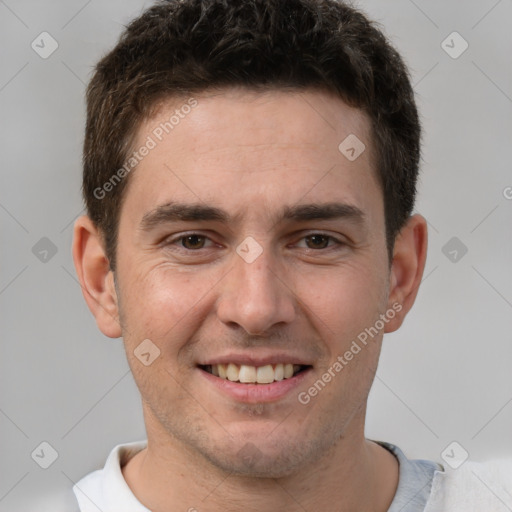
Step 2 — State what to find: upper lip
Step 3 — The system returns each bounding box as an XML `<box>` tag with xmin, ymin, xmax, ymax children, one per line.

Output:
<box><xmin>198</xmin><ymin>353</ymin><xmax>312</xmax><ymax>367</ymax></box>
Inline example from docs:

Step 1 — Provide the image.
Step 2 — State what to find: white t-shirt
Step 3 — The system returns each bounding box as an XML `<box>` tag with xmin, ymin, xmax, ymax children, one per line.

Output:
<box><xmin>71</xmin><ymin>440</ymin><xmax>512</xmax><ymax>511</ymax></box>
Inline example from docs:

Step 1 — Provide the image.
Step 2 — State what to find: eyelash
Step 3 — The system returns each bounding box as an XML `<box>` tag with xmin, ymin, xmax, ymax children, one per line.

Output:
<box><xmin>163</xmin><ymin>232</ymin><xmax>345</xmax><ymax>252</ymax></box>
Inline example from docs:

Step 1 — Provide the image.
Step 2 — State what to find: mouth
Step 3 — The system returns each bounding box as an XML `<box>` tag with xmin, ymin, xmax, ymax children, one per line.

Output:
<box><xmin>199</xmin><ymin>363</ymin><xmax>311</xmax><ymax>384</ymax></box>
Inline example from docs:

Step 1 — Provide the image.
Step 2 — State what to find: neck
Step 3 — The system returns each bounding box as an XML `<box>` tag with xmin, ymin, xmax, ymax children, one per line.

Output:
<box><xmin>122</xmin><ymin>410</ymin><xmax>399</xmax><ymax>512</ymax></box>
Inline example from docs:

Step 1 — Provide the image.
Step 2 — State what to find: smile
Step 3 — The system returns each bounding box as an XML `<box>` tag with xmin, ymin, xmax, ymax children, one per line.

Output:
<box><xmin>200</xmin><ymin>363</ymin><xmax>310</xmax><ymax>384</ymax></box>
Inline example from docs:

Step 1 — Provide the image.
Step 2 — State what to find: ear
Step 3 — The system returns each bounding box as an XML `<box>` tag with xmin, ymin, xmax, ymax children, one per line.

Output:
<box><xmin>384</xmin><ymin>214</ymin><xmax>428</xmax><ymax>333</ymax></box>
<box><xmin>72</xmin><ymin>215</ymin><xmax>122</xmax><ymax>338</ymax></box>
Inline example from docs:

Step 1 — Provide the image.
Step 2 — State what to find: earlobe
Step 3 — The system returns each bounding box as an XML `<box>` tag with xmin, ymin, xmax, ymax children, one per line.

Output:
<box><xmin>72</xmin><ymin>215</ymin><xmax>122</xmax><ymax>338</ymax></box>
<box><xmin>384</xmin><ymin>214</ymin><xmax>428</xmax><ymax>333</ymax></box>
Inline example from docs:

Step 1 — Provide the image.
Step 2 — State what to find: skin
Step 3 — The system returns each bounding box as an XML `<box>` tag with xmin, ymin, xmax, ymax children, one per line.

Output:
<box><xmin>73</xmin><ymin>88</ymin><xmax>428</xmax><ymax>511</ymax></box>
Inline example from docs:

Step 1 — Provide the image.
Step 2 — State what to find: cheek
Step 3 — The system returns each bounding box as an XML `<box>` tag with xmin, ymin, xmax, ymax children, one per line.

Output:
<box><xmin>118</xmin><ymin>265</ymin><xmax>218</xmax><ymax>351</ymax></box>
<box><xmin>295</xmin><ymin>261</ymin><xmax>387</xmax><ymax>341</ymax></box>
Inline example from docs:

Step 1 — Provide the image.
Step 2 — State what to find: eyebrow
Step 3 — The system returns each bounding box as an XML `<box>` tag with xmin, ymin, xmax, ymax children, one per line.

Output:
<box><xmin>282</xmin><ymin>203</ymin><xmax>365</xmax><ymax>223</ymax></box>
<box><xmin>140</xmin><ymin>203</ymin><xmax>230</xmax><ymax>231</ymax></box>
<box><xmin>139</xmin><ymin>201</ymin><xmax>366</xmax><ymax>231</ymax></box>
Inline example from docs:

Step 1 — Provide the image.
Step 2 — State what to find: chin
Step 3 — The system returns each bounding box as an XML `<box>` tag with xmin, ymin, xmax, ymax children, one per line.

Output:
<box><xmin>198</xmin><ymin>432</ymin><xmax>329</xmax><ymax>479</ymax></box>
<box><xmin>207</xmin><ymin>449</ymin><xmax>307</xmax><ymax>478</ymax></box>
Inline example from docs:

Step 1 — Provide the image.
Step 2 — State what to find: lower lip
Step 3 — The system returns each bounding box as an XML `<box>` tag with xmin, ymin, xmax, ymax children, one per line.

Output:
<box><xmin>198</xmin><ymin>367</ymin><xmax>312</xmax><ymax>403</ymax></box>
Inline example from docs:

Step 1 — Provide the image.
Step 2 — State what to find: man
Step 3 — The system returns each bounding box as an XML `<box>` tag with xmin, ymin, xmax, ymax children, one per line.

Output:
<box><xmin>71</xmin><ymin>0</ymin><xmax>511</xmax><ymax>511</ymax></box>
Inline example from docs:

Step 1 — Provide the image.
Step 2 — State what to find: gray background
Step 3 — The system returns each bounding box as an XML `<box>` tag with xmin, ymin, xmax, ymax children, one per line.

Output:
<box><xmin>1</xmin><ymin>0</ymin><xmax>511</xmax><ymax>510</ymax></box>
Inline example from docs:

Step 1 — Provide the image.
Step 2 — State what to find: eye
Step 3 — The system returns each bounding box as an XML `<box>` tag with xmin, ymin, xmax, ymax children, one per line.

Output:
<box><xmin>305</xmin><ymin>234</ymin><xmax>330</xmax><ymax>249</ymax></box>
<box><xmin>296</xmin><ymin>233</ymin><xmax>342</xmax><ymax>250</ymax></box>
<box><xmin>163</xmin><ymin>233</ymin><xmax>215</xmax><ymax>251</ymax></box>
<box><xmin>179</xmin><ymin>234</ymin><xmax>210</xmax><ymax>250</ymax></box>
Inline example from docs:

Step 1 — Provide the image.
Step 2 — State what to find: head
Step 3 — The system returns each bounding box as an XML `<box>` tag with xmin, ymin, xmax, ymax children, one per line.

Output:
<box><xmin>83</xmin><ymin>0</ymin><xmax>421</xmax><ymax>270</ymax></box>
<box><xmin>74</xmin><ymin>0</ymin><xmax>427</xmax><ymax>478</ymax></box>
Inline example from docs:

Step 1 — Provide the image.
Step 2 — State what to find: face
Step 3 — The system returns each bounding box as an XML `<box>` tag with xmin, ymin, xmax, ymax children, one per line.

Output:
<box><xmin>113</xmin><ymin>88</ymin><xmax>394</xmax><ymax>477</ymax></box>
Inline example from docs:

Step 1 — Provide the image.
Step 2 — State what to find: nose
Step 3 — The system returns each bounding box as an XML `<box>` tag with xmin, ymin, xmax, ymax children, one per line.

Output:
<box><xmin>216</xmin><ymin>244</ymin><xmax>296</xmax><ymax>335</ymax></box>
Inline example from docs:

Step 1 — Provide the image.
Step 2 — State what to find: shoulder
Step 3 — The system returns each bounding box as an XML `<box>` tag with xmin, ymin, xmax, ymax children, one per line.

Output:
<box><xmin>425</xmin><ymin>458</ymin><xmax>512</xmax><ymax>512</ymax></box>
<box><xmin>374</xmin><ymin>441</ymin><xmax>442</xmax><ymax>512</ymax></box>
<box><xmin>73</xmin><ymin>440</ymin><xmax>148</xmax><ymax>512</ymax></box>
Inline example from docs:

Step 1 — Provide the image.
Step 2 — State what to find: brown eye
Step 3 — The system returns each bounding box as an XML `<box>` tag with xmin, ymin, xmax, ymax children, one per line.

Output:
<box><xmin>305</xmin><ymin>234</ymin><xmax>330</xmax><ymax>249</ymax></box>
<box><xmin>181</xmin><ymin>234</ymin><xmax>206</xmax><ymax>249</ymax></box>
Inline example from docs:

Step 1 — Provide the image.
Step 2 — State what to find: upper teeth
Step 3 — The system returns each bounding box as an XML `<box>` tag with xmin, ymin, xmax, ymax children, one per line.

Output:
<box><xmin>209</xmin><ymin>363</ymin><xmax>301</xmax><ymax>383</ymax></box>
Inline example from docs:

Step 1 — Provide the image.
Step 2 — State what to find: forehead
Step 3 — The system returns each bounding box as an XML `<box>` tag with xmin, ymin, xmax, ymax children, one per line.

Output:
<box><xmin>122</xmin><ymin>88</ymin><xmax>383</xmax><ymax>230</ymax></box>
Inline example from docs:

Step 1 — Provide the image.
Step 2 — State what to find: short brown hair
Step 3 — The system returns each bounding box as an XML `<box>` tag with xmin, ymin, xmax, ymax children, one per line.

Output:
<box><xmin>83</xmin><ymin>0</ymin><xmax>421</xmax><ymax>270</ymax></box>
